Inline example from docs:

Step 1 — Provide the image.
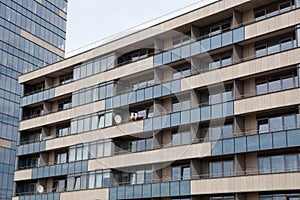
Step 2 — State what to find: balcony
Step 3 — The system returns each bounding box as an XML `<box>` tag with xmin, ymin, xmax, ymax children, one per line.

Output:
<box><xmin>211</xmin><ymin>128</ymin><xmax>300</xmax><ymax>156</ymax></box>
<box><xmin>153</xmin><ymin>26</ymin><xmax>244</xmax><ymax>67</ymax></box>
<box><xmin>109</xmin><ymin>180</ymin><xmax>190</xmax><ymax>200</ymax></box>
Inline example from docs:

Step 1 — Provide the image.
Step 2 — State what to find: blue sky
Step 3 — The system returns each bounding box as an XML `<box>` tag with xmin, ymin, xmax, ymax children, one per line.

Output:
<box><xmin>65</xmin><ymin>0</ymin><xmax>212</xmax><ymax>53</ymax></box>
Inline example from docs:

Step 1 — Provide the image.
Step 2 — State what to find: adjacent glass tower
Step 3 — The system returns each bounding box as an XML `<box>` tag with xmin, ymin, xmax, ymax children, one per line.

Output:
<box><xmin>0</xmin><ymin>0</ymin><xmax>67</xmax><ymax>199</ymax></box>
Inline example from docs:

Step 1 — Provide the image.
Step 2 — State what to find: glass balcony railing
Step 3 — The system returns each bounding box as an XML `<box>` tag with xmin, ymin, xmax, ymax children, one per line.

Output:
<box><xmin>21</xmin><ymin>88</ymin><xmax>55</xmax><ymax>107</ymax></box>
<box><xmin>109</xmin><ymin>180</ymin><xmax>190</xmax><ymax>200</ymax></box>
<box><xmin>153</xmin><ymin>26</ymin><xmax>244</xmax><ymax>67</ymax></box>
<box><xmin>31</xmin><ymin>160</ymin><xmax>88</xmax><ymax>179</ymax></box>
<box><xmin>17</xmin><ymin>141</ymin><xmax>46</xmax><ymax>156</ymax></box>
<box><xmin>212</xmin><ymin>128</ymin><xmax>300</xmax><ymax>156</ymax></box>
<box><xmin>144</xmin><ymin>101</ymin><xmax>234</xmax><ymax>132</ymax></box>
<box><xmin>16</xmin><ymin>193</ymin><xmax>60</xmax><ymax>200</ymax></box>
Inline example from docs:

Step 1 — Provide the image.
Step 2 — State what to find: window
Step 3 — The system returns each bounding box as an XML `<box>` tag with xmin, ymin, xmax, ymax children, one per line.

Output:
<box><xmin>55</xmin><ymin>151</ymin><xmax>68</xmax><ymax>164</ymax></box>
<box><xmin>255</xmin><ymin>0</ymin><xmax>294</xmax><ymax>21</ymax></box>
<box><xmin>173</xmin><ymin>66</ymin><xmax>191</xmax><ymax>80</ymax></box>
<box><xmin>172</xmin><ymin>130</ymin><xmax>191</xmax><ymax>146</ymax></box>
<box><xmin>130</xmin><ymin>138</ymin><xmax>153</xmax><ymax>152</ymax></box>
<box><xmin>209</xmin><ymin>124</ymin><xmax>233</xmax><ymax>140</ymax></box>
<box><xmin>20</xmin><ymin>131</ymin><xmax>41</xmax><ymax>144</ymax></box>
<box><xmin>172</xmin><ymin>165</ymin><xmax>190</xmax><ymax>181</ymax></box>
<box><xmin>18</xmin><ymin>156</ymin><xmax>39</xmax><ymax>169</ymax></box>
<box><xmin>56</xmin><ymin>123</ymin><xmax>71</xmax><ymax>137</ymax></box>
<box><xmin>210</xmin><ymin>160</ymin><xmax>234</xmax><ymax>178</ymax></box>
<box><xmin>200</xmin><ymin>20</ymin><xmax>231</xmax><ymax>38</ymax></box>
<box><xmin>59</xmin><ymin>73</ymin><xmax>73</xmax><ymax>85</ymax></box>
<box><xmin>53</xmin><ymin>179</ymin><xmax>66</xmax><ymax>192</ymax></box>
<box><xmin>255</xmin><ymin>33</ymin><xmax>295</xmax><ymax>57</ymax></box>
<box><xmin>173</xmin><ymin>33</ymin><xmax>190</xmax><ymax>48</ymax></box>
<box><xmin>172</xmin><ymin>97</ymin><xmax>191</xmax><ymax>112</ymax></box>
<box><xmin>259</xmin><ymin>153</ymin><xmax>300</xmax><ymax>174</ymax></box>
<box><xmin>257</xmin><ymin>113</ymin><xmax>299</xmax><ymax>134</ymax></box>
<box><xmin>210</xmin><ymin>52</ymin><xmax>232</xmax><ymax>69</ymax></box>
<box><xmin>58</xmin><ymin>97</ymin><xmax>72</xmax><ymax>111</ymax></box>
<box><xmin>211</xmin><ymin>196</ymin><xmax>234</xmax><ymax>200</ymax></box>
<box><xmin>256</xmin><ymin>71</ymin><xmax>298</xmax><ymax>95</ymax></box>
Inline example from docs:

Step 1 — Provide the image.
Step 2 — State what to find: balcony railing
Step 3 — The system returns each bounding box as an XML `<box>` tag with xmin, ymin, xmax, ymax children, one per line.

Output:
<box><xmin>211</xmin><ymin>128</ymin><xmax>300</xmax><ymax>156</ymax></box>
<box><xmin>109</xmin><ymin>180</ymin><xmax>190</xmax><ymax>200</ymax></box>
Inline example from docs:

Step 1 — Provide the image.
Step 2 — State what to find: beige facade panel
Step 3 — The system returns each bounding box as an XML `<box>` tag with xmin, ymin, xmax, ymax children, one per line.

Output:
<box><xmin>45</xmin><ymin>121</ymin><xmax>144</xmax><ymax>151</ymax></box>
<box><xmin>14</xmin><ymin>169</ymin><xmax>32</xmax><ymax>181</ymax></box>
<box><xmin>19</xmin><ymin>0</ymin><xmax>250</xmax><ymax>84</ymax></box>
<box><xmin>12</xmin><ymin>197</ymin><xmax>19</xmax><ymax>200</ymax></box>
<box><xmin>0</xmin><ymin>138</ymin><xmax>11</xmax><ymax>149</ymax></box>
<box><xmin>35</xmin><ymin>0</ymin><xmax>42</xmax><ymax>4</ymax></box>
<box><xmin>55</xmin><ymin>57</ymin><xmax>153</xmax><ymax>97</ymax></box>
<box><xmin>60</xmin><ymin>188</ymin><xmax>109</xmax><ymax>200</ymax></box>
<box><xmin>19</xmin><ymin>100</ymin><xmax>105</xmax><ymax>131</ymax></box>
<box><xmin>88</xmin><ymin>142</ymin><xmax>211</xmax><ymax>171</ymax></box>
<box><xmin>245</xmin><ymin>8</ymin><xmax>300</xmax><ymax>39</ymax></box>
<box><xmin>58</xmin><ymin>10</ymin><xmax>67</xmax><ymax>20</ymax></box>
<box><xmin>182</xmin><ymin>48</ymin><xmax>300</xmax><ymax>91</ymax></box>
<box><xmin>235</xmin><ymin>88</ymin><xmax>300</xmax><ymax>115</ymax></box>
<box><xmin>191</xmin><ymin>172</ymin><xmax>300</xmax><ymax>195</ymax></box>
<box><xmin>20</xmin><ymin>30</ymin><xmax>64</xmax><ymax>57</ymax></box>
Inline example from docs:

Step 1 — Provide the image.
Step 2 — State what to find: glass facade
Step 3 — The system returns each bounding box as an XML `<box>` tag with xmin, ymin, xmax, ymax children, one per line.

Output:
<box><xmin>0</xmin><ymin>0</ymin><xmax>67</xmax><ymax>199</ymax></box>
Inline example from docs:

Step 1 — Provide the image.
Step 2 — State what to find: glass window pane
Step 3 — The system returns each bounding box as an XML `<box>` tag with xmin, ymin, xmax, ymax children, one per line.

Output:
<box><xmin>268</xmin><ymin>79</ymin><xmax>281</xmax><ymax>92</ymax></box>
<box><xmin>259</xmin><ymin>157</ymin><xmax>271</xmax><ymax>174</ymax></box>
<box><xmin>210</xmin><ymin>162</ymin><xmax>222</xmax><ymax>178</ymax></box>
<box><xmin>282</xmin><ymin>77</ymin><xmax>294</xmax><ymax>90</ymax></box>
<box><xmin>223</xmin><ymin>125</ymin><xmax>233</xmax><ymax>138</ymax></box>
<box><xmin>258</xmin><ymin>119</ymin><xmax>269</xmax><ymax>133</ymax></box>
<box><xmin>270</xmin><ymin>116</ymin><xmax>282</xmax><ymax>132</ymax></box>
<box><xmin>271</xmin><ymin>155</ymin><xmax>284</xmax><ymax>172</ymax></box>
<box><xmin>286</xmin><ymin>154</ymin><xmax>298</xmax><ymax>172</ymax></box>
<box><xmin>256</xmin><ymin>82</ymin><xmax>267</xmax><ymax>95</ymax></box>
<box><xmin>223</xmin><ymin>161</ymin><xmax>233</xmax><ymax>177</ymax></box>
<box><xmin>172</xmin><ymin>132</ymin><xmax>181</xmax><ymax>146</ymax></box>
<box><xmin>182</xmin><ymin>167</ymin><xmax>190</xmax><ymax>180</ymax></box>
<box><xmin>181</xmin><ymin>131</ymin><xmax>191</xmax><ymax>145</ymax></box>
<box><xmin>172</xmin><ymin>166</ymin><xmax>181</xmax><ymax>181</ymax></box>
<box><xmin>284</xmin><ymin>115</ymin><xmax>296</xmax><ymax>130</ymax></box>
<box><xmin>95</xmin><ymin>173</ymin><xmax>103</xmax><ymax>188</ymax></box>
<box><xmin>88</xmin><ymin>173</ymin><xmax>95</xmax><ymax>189</ymax></box>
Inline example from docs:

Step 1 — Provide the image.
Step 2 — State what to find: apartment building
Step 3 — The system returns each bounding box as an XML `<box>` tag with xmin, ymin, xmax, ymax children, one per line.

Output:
<box><xmin>0</xmin><ymin>0</ymin><xmax>68</xmax><ymax>199</ymax></box>
<box><xmin>13</xmin><ymin>0</ymin><xmax>300</xmax><ymax>199</ymax></box>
